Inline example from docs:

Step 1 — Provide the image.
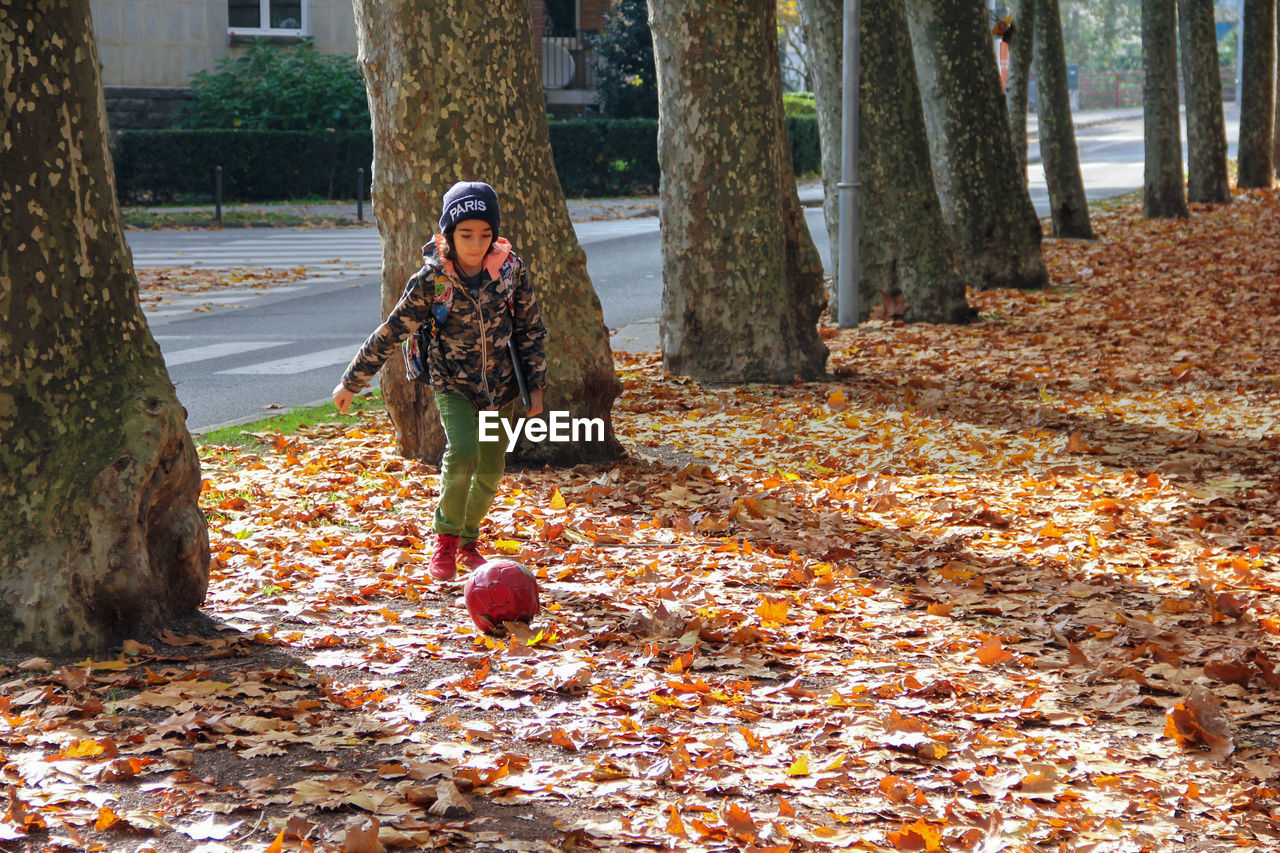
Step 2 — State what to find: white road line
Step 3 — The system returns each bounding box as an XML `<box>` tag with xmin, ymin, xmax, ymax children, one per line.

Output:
<box><xmin>162</xmin><ymin>341</ymin><xmax>289</xmax><ymax>367</ymax></box>
<box><xmin>216</xmin><ymin>345</ymin><xmax>358</xmax><ymax>376</ymax></box>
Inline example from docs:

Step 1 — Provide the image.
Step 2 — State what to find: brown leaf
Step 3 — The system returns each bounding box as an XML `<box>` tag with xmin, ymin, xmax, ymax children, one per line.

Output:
<box><xmin>427</xmin><ymin>780</ymin><xmax>471</xmax><ymax>816</ymax></box>
<box><xmin>720</xmin><ymin>802</ymin><xmax>758</xmax><ymax>841</ymax></box>
<box><xmin>341</xmin><ymin>816</ymin><xmax>384</xmax><ymax>853</ymax></box>
<box><xmin>1204</xmin><ymin>655</ymin><xmax>1254</xmax><ymax>687</ymax></box>
<box><xmin>1164</xmin><ymin>688</ymin><xmax>1234</xmax><ymax>759</ymax></box>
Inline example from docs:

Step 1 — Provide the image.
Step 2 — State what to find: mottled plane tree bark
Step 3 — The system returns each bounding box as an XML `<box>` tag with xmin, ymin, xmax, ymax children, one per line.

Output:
<box><xmin>1237</xmin><ymin>0</ymin><xmax>1275</xmax><ymax>187</ymax></box>
<box><xmin>798</xmin><ymin>0</ymin><xmax>971</xmax><ymax>323</ymax></box>
<box><xmin>904</xmin><ymin>0</ymin><xmax>1048</xmax><ymax>290</ymax></box>
<box><xmin>1142</xmin><ymin>0</ymin><xmax>1190</xmax><ymax>216</ymax></box>
<box><xmin>1005</xmin><ymin>0</ymin><xmax>1036</xmax><ymax>175</ymax></box>
<box><xmin>0</xmin><ymin>0</ymin><xmax>209</xmax><ymax>652</ymax></box>
<box><xmin>351</xmin><ymin>0</ymin><xmax>622</xmax><ymax>465</ymax></box>
<box><xmin>1035</xmin><ymin>0</ymin><xmax>1093</xmax><ymax>237</ymax></box>
<box><xmin>1177</xmin><ymin>0</ymin><xmax>1232</xmax><ymax>202</ymax></box>
<box><xmin>648</xmin><ymin>0</ymin><xmax>828</xmax><ymax>381</ymax></box>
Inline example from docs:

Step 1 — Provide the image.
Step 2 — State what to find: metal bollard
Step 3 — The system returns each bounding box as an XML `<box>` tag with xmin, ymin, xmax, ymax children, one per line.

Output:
<box><xmin>214</xmin><ymin>166</ymin><xmax>223</xmax><ymax>226</ymax></box>
<box><xmin>357</xmin><ymin>167</ymin><xmax>364</xmax><ymax>224</ymax></box>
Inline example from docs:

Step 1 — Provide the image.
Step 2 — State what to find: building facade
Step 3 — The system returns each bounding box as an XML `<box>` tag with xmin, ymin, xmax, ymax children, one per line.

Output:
<box><xmin>90</xmin><ymin>0</ymin><xmax>610</xmax><ymax>127</ymax></box>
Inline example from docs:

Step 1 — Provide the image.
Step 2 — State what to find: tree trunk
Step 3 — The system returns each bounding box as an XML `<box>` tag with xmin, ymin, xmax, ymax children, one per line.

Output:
<box><xmin>649</xmin><ymin>0</ymin><xmax>828</xmax><ymax>382</ymax></box>
<box><xmin>1034</xmin><ymin>0</ymin><xmax>1094</xmax><ymax>237</ymax></box>
<box><xmin>1177</xmin><ymin>0</ymin><xmax>1233</xmax><ymax>202</ymax></box>
<box><xmin>904</xmin><ymin>0</ymin><xmax>1048</xmax><ymax>291</ymax></box>
<box><xmin>1005</xmin><ymin>0</ymin><xmax>1036</xmax><ymax>175</ymax></box>
<box><xmin>351</xmin><ymin>0</ymin><xmax>622</xmax><ymax>465</ymax></box>
<box><xmin>797</xmin><ymin>0</ymin><xmax>843</xmax><ymax>290</ymax></box>
<box><xmin>1142</xmin><ymin>0</ymin><xmax>1190</xmax><ymax>216</ymax></box>
<box><xmin>0</xmin><ymin>0</ymin><xmax>209</xmax><ymax>653</ymax></box>
<box><xmin>798</xmin><ymin>0</ymin><xmax>971</xmax><ymax>324</ymax></box>
<box><xmin>1237</xmin><ymin>0</ymin><xmax>1275</xmax><ymax>188</ymax></box>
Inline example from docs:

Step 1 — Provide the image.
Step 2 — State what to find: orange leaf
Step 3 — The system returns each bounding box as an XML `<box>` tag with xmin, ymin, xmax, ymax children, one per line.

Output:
<box><xmin>95</xmin><ymin>805</ymin><xmax>121</xmax><ymax>831</ymax></box>
<box><xmin>59</xmin><ymin>738</ymin><xmax>116</xmax><ymax>760</ymax></box>
<box><xmin>1039</xmin><ymin>521</ymin><xmax>1069</xmax><ymax>538</ymax></box>
<box><xmin>549</xmin><ymin>488</ymin><xmax>566</xmax><ymax>510</ymax></box>
<box><xmin>755</xmin><ymin>597</ymin><xmax>789</xmax><ymax>625</ymax></box>
<box><xmin>889</xmin><ymin>818</ymin><xmax>943</xmax><ymax>851</ymax></box>
<box><xmin>976</xmin><ymin>637</ymin><xmax>1013</xmax><ymax>665</ymax></box>
<box><xmin>666</xmin><ymin>804</ymin><xmax>686</xmax><ymax>837</ymax></box>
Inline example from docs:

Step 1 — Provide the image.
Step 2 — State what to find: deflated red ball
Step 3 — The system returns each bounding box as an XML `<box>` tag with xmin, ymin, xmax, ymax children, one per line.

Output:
<box><xmin>463</xmin><ymin>559</ymin><xmax>540</xmax><ymax>634</ymax></box>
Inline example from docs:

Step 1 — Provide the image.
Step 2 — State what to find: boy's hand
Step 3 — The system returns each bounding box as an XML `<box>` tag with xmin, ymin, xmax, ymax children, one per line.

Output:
<box><xmin>528</xmin><ymin>388</ymin><xmax>544</xmax><ymax>418</ymax></box>
<box><xmin>333</xmin><ymin>384</ymin><xmax>356</xmax><ymax>415</ymax></box>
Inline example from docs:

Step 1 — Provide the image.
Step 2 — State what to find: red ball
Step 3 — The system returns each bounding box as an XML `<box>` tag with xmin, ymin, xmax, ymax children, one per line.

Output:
<box><xmin>463</xmin><ymin>559</ymin><xmax>540</xmax><ymax>634</ymax></box>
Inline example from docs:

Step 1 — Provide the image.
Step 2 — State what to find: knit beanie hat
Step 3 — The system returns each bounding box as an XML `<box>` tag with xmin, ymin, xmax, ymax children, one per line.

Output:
<box><xmin>439</xmin><ymin>181</ymin><xmax>501</xmax><ymax>236</ymax></box>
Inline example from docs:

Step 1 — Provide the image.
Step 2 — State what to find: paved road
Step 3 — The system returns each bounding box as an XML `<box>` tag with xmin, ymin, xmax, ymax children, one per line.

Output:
<box><xmin>138</xmin><ymin>217</ymin><xmax>686</xmax><ymax>432</ymax></box>
<box><xmin>133</xmin><ymin>109</ymin><xmax>1238</xmax><ymax>432</ymax></box>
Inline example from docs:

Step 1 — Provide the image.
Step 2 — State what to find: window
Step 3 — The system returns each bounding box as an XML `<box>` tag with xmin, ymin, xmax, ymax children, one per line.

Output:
<box><xmin>229</xmin><ymin>0</ymin><xmax>306</xmax><ymax>34</ymax></box>
<box><xmin>543</xmin><ymin>0</ymin><xmax>578</xmax><ymax>37</ymax></box>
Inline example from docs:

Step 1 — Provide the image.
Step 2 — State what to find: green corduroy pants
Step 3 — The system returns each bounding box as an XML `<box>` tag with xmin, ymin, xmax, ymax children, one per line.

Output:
<box><xmin>432</xmin><ymin>392</ymin><xmax>514</xmax><ymax>544</ymax></box>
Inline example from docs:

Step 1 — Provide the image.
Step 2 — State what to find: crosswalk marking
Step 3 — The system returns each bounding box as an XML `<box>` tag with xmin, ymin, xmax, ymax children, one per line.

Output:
<box><xmin>217</xmin><ymin>345</ymin><xmax>358</xmax><ymax>376</ymax></box>
<box><xmin>162</xmin><ymin>341</ymin><xmax>289</xmax><ymax>367</ymax></box>
<box><xmin>127</xmin><ymin>229</ymin><xmax>385</xmax><ymax>272</ymax></box>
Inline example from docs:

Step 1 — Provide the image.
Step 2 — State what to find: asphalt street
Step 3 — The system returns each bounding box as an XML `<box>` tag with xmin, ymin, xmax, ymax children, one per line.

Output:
<box><xmin>131</xmin><ymin>108</ymin><xmax>1240</xmax><ymax>432</ymax></box>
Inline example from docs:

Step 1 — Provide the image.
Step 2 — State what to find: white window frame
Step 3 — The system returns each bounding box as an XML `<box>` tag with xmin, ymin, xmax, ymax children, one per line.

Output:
<box><xmin>228</xmin><ymin>0</ymin><xmax>309</xmax><ymax>37</ymax></box>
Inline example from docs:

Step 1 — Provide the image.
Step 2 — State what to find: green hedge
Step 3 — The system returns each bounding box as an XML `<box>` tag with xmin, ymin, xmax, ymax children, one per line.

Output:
<box><xmin>786</xmin><ymin>115</ymin><xmax>821</xmax><ymax>176</ymax></box>
<box><xmin>111</xmin><ymin>116</ymin><xmax>820</xmax><ymax>203</ymax></box>
<box><xmin>112</xmin><ymin>129</ymin><xmax>372</xmax><ymax>203</ymax></box>
<box><xmin>549</xmin><ymin>119</ymin><xmax>659</xmax><ymax>196</ymax></box>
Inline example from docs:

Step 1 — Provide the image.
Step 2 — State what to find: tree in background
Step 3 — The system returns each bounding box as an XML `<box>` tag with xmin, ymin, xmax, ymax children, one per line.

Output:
<box><xmin>351</xmin><ymin>0</ymin><xmax>622</xmax><ymax>465</ymax></box>
<box><xmin>1</xmin><ymin>0</ymin><xmax>209</xmax><ymax>652</ymax></box>
<box><xmin>905</xmin><ymin>0</ymin><xmax>1048</xmax><ymax>290</ymax></box>
<box><xmin>1178</xmin><ymin>0</ymin><xmax>1233</xmax><ymax>203</ymax></box>
<box><xmin>1004</xmin><ymin>0</ymin><xmax>1036</xmax><ymax>175</ymax></box>
<box><xmin>1035</xmin><ymin>0</ymin><xmax>1094</xmax><ymax>237</ymax></box>
<box><xmin>180</xmin><ymin>39</ymin><xmax>369</xmax><ymax>131</ymax></box>
<box><xmin>795</xmin><ymin>0</ymin><xmax>842</xmax><ymax>286</ymax></box>
<box><xmin>1061</xmin><ymin>0</ymin><xmax>1144</xmax><ymax>71</ymax></box>
<box><xmin>1142</xmin><ymin>0</ymin><xmax>1190</xmax><ymax>217</ymax></box>
<box><xmin>798</xmin><ymin>0</ymin><xmax>971</xmax><ymax>323</ymax></box>
<box><xmin>592</xmin><ymin>0</ymin><xmax>658</xmax><ymax>118</ymax></box>
<box><xmin>649</xmin><ymin>0</ymin><xmax>828</xmax><ymax>382</ymax></box>
<box><xmin>1237</xmin><ymin>0</ymin><xmax>1275</xmax><ymax>187</ymax></box>
<box><xmin>777</xmin><ymin>0</ymin><xmax>812</xmax><ymax>90</ymax></box>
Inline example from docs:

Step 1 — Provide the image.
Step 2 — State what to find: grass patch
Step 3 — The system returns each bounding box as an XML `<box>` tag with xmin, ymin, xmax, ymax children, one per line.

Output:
<box><xmin>196</xmin><ymin>390</ymin><xmax>382</xmax><ymax>449</ymax></box>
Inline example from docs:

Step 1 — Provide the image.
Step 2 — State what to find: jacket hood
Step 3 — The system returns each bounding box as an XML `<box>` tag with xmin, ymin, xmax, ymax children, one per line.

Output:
<box><xmin>423</xmin><ymin>235</ymin><xmax>512</xmax><ymax>281</ymax></box>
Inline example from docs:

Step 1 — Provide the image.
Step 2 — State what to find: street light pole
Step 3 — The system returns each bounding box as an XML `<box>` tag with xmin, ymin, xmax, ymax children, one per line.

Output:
<box><xmin>836</xmin><ymin>0</ymin><xmax>862</xmax><ymax>328</ymax></box>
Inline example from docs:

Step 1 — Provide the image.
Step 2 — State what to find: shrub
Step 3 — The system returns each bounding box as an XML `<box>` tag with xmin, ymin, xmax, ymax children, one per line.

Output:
<box><xmin>112</xmin><ymin>129</ymin><xmax>372</xmax><ymax>202</ymax></box>
<box><xmin>548</xmin><ymin>119</ymin><xmax>659</xmax><ymax>196</ymax></box>
<box><xmin>179</xmin><ymin>39</ymin><xmax>369</xmax><ymax>132</ymax></box>
<box><xmin>786</xmin><ymin>115</ymin><xmax>821</xmax><ymax>176</ymax></box>
<box><xmin>110</xmin><ymin>118</ymin><xmax>820</xmax><ymax>202</ymax></box>
<box><xmin>782</xmin><ymin>92</ymin><xmax>817</xmax><ymax>117</ymax></box>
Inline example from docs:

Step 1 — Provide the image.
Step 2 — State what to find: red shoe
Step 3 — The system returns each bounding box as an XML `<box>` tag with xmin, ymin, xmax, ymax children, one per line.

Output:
<box><xmin>458</xmin><ymin>541</ymin><xmax>488</xmax><ymax>571</ymax></box>
<box><xmin>428</xmin><ymin>534</ymin><xmax>459</xmax><ymax>580</ymax></box>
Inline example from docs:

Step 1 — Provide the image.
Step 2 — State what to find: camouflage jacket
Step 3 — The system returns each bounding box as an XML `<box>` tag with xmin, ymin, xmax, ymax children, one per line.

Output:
<box><xmin>340</xmin><ymin>236</ymin><xmax>548</xmax><ymax>410</ymax></box>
